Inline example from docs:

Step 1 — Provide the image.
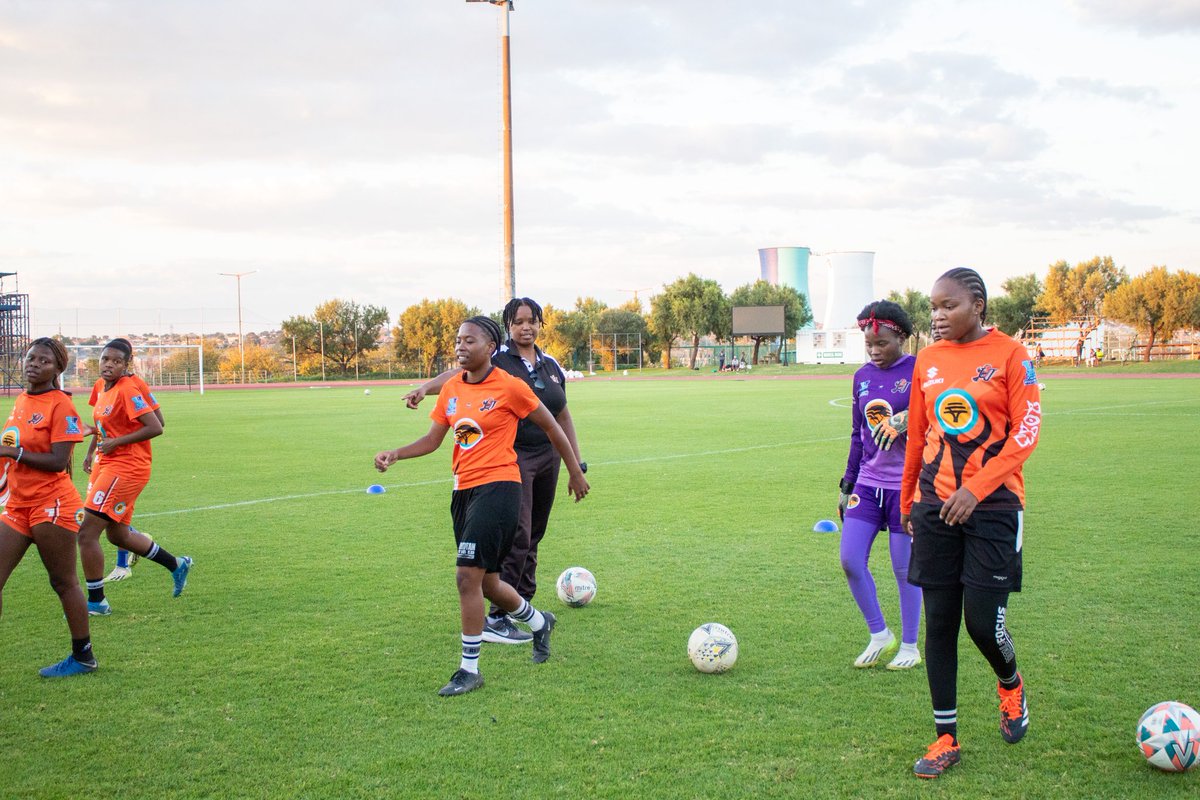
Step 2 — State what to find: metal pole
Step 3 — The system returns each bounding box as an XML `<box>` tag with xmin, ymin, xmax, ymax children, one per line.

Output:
<box><xmin>354</xmin><ymin>325</ymin><xmax>360</xmax><ymax>381</ymax></box>
<box><xmin>500</xmin><ymin>2</ymin><xmax>515</xmax><ymax>303</ymax></box>
<box><xmin>219</xmin><ymin>271</ymin><xmax>255</xmax><ymax>384</ymax></box>
<box><xmin>292</xmin><ymin>335</ymin><xmax>298</xmax><ymax>381</ymax></box>
<box><xmin>319</xmin><ymin>321</ymin><xmax>326</xmax><ymax>381</ymax></box>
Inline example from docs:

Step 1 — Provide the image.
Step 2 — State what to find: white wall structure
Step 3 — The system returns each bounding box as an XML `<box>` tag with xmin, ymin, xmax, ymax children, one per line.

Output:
<box><xmin>794</xmin><ymin>328</ymin><xmax>866</xmax><ymax>365</ymax></box>
<box><xmin>814</xmin><ymin>251</ymin><xmax>875</xmax><ymax>331</ymax></box>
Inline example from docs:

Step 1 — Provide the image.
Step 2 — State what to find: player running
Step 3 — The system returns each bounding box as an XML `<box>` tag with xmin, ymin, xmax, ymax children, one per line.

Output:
<box><xmin>76</xmin><ymin>339</ymin><xmax>191</xmax><ymax>615</ymax></box>
<box><xmin>902</xmin><ymin>268</ymin><xmax>1041</xmax><ymax>778</ymax></box>
<box><xmin>0</xmin><ymin>338</ymin><xmax>97</xmax><ymax>677</ymax></box>
<box><xmin>838</xmin><ymin>300</ymin><xmax>922</xmax><ymax>670</ymax></box>
<box><xmin>375</xmin><ymin>316</ymin><xmax>589</xmax><ymax>696</ymax></box>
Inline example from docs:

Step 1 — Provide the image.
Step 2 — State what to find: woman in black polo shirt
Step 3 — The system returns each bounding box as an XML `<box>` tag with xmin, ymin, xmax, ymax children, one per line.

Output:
<box><xmin>404</xmin><ymin>297</ymin><xmax>585</xmax><ymax>644</ymax></box>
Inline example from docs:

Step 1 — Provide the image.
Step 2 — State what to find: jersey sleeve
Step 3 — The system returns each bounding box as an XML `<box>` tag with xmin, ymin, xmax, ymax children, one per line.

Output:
<box><xmin>121</xmin><ymin>382</ymin><xmax>155</xmax><ymax>420</ymax></box>
<box><xmin>960</xmin><ymin>345</ymin><xmax>1042</xmax><ymax>502</ymax></box>
<box><xmin>843</xmin><ymin>373</ymin><xmax>864</xmax><ymax>486</ymax></box>
<box><xmin>130</xmin><ymin>375</ymin><xmax>160</xmax><ymax>410</ymax></box>
<box><xmin>52</xmin><ymin>395</ymin><xmax>86</xmax><ymax>444</ymax></box>
<box><xmin>430</xmin><ymin>385</ymin><xmax>451</xmax><ymax>425</ymax></box>
<box><xmin>900</xmin><ymin>353</ymin><xmax>930</xmax><ymax>515</ymax></box>
<box><xmin>88</xmin><ymin>381</ymin><xmax>100</xmax><ymax>408</ymax></box>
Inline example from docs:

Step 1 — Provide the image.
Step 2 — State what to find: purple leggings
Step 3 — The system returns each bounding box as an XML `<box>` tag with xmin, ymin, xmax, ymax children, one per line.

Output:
<box><xmin>841</xmin><ymin>510</ymin><xmax>922</xmax><ymax>644</ymax></box>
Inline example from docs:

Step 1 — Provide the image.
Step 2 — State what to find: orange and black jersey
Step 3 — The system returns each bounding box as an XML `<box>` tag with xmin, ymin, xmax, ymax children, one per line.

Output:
<box><xmin>901</xmin><ymin>328</ymin><xmax>1041</xmax><ymax>513</ymax></box>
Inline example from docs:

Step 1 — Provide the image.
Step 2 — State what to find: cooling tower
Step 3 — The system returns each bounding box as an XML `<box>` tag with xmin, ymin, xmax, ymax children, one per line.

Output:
<box><xmin>758</xmin><ymin>247</ymin><xmax>812</xmax><ymax>328</ymax></box>
<box><xmin>817</xmin><ymin>251</ymin><xmax>875</xmax><ymax>331</ymax></box>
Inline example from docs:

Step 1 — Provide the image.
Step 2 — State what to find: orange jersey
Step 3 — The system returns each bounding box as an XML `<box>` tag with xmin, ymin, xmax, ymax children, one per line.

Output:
<box><xmin>901</xmin><ymin>328</ymin><xmax>1042</xmax><ymax>513</ymax></box>
<box><xmin>90</xmin><ymin>375</ymin><xmax>156</xmax><ymax>476</ymax></box>
<box><xmin>0</xmin><ymin>389</ymin><xmax>85</xmax><ymax>508</ymax></box>
<box><xmin>431</xmin><ymin>367</ymin><xmax>541</xmax><ymax>490</ymax></box>
<box><xmin>90</xmin><ymin>374</ymin><xmax>159</xmax><ymax>412</ymax></box>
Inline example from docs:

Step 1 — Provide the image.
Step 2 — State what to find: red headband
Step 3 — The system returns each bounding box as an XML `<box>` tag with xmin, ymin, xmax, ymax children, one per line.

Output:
<box><xmin>858</xmin><ymin>311</ymin><xmax>904</xmax><ymax>336</ymax></box>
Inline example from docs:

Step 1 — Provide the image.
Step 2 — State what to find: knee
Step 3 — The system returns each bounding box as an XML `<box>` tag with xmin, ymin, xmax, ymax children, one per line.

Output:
<box><xmin>840</xmin><ymin>558</ymin><xmax>861</xmax><ymax>580</ymax></box>
<box><xmin>454</xmin><ymin>569</ymin><xmax>481</xmax><ymax>596</ymax></box>
<box><xmin>47</xmin><ymin>572</ymin><xmax>79</xmax><ymax>597</ymax></box>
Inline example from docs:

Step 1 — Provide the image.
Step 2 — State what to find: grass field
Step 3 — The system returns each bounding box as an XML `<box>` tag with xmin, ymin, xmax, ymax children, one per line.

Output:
<box><xmin>1</xmin><ymin>373</ymin><xmax>1198</xmax><ymax>799</ymax></box>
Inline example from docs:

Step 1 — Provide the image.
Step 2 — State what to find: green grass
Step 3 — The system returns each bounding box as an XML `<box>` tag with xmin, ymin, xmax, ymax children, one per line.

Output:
<box><xmin>1</xmin><ymin>376</ymin><xmax>1198</xmax><ymax>798</ymax></box>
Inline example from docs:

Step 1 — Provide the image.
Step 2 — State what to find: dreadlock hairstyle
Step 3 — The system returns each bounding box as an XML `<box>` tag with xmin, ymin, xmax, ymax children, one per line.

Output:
<box><xmin>502</xmin><ymin>297</ymin><xmax>544</xmax><ymax>332</ymax></box>
<box><xmin>104</xmin><ymin>337</ymin><xmax>134</xmax><ymax>364</ymax></box>
<box><xmin>464</xmin><ymin>315</ymin><xmax>504</xmax><ymax>352</ymax></box>
<box><xmin>29</xmin><ymin>337</ymin><xmax>71</xmax><ymax>391</ymax></box>
<box><xmin>856</xmin><ymin>300</ymin><xmax>914</xmax><ymax>338</ymax></box>
<box><xmin>938</xmin><ymin>267</ymin><xmax>989</xmax><ymax>323</ymax></box>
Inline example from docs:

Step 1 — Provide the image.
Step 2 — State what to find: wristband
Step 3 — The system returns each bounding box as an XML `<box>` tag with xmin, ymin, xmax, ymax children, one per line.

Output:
<box><xmin>579</xmin><ymin>462</ymin><xmax>588</xmax><ymax>474</ymax></box>
<box><xmin>15</xmin><ymin>446</ymin><xmax>23</xmax><ymax>463</ymax></box>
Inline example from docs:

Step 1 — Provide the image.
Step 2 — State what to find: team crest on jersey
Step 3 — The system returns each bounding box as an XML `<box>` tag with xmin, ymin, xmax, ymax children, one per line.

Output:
<box><xmin>847</xmin><ymin>493</ymin><xmax>861</xmax><ymax>509</ymax></box>
<box><xmin>454</xmin><ymin>419</ymin><xmax>484</xmax><ymax>449</ymax></box>
<box><xmin>446</xmin><ymin>397</ymin><xmax>457</xmax><ymax>415</ymax></box>
<box><xmin>101</xmin><ymin>405</ymin><xmax>114</xmax><ymax>417</ymax></box>
<box><xmin>1</xmin><ymin>426</ymin><xmax>19</xmax><ymax>447</ymax></box>
<box><xmin>30</xmin><ymin>413</ymin><xmax>45</xmax><ymax>425</ymax></box>
<box><xmin>480</xmin><ymin>398</ymin><xmax>497</xmax><ymax>412</ymax></box>
<box><xmin>114</xmin><ymin>502</ymin><xmax>127</xmax><ymax>515</ymax></box>
<box><xmin>75</xmin><ymin>509</ymin><xmax>86</xmax><ymax>525</ymax></box>
<box><xmin>934</xmin><ymin>389</ymin><xmax>979</xmax><ymax>435</ymax></box>
<box><xmin>132</xmin><ymin>395</ymin><xmax>147</xmax><ymax>411</ymax></box>
<box><xmin>863</xmin><ymin>399</ymin><xmax>894</xmax><ymax>433</ymax></box>
<box><xmin>858</xmin><ymin>380</ymin><xmax>871</xmax><ymax>397</ymax></box>
<box><xmin>973</xmin><ymin>364</ymin><xmax>997</xmax><ymax>382</ymax></box>
<box><xmin>1021</xmin><ymin>360</ymin><xmax>1037</xmax><ymax>385</ymax></box>
<box><xmin>65</xmin><ymin>416</ymin><xmax>81</xmax><ymax>435</ymax></box>
<box><xmin>892</xmin><ymin>379</ymin><xmax>910</xmax><ymax>394</ymax></box>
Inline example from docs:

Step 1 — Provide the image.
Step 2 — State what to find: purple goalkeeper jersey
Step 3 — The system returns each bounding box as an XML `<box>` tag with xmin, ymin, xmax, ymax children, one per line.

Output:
<box><xmin>842</xmin><ymin>354</ymin><xmax>915</xmax><ymax>491</ymax></box>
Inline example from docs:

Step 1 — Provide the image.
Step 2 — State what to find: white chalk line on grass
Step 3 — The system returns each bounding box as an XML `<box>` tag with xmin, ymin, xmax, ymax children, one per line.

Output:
<box><xmin>135</xmin><ymin>435</ymin><xmax>848</xmax><ymax>519</ymax></box>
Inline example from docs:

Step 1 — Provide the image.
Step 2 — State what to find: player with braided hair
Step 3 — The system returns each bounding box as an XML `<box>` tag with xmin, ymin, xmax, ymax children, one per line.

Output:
<box><xmin>904</xmin><ymin>267</ymin><xmax>1042</xmax><ymax>778</ymax></box>
<box><xmin>0</xmin><ymin>338</ymin><xmax>97</xmax><ymax>677</ymax></box>
<box><xmin>838</xmin><ymin>300</ymin><xmax>922</xmax><ymax>671</ymax></box>
<box><xmin>376</xmin><ymin>315</ymin><xmax>589</xmax><ymax>696</ymax></box>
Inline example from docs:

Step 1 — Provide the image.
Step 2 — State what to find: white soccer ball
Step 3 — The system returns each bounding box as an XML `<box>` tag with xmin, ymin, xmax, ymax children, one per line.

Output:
<box><xmin>364</xmin><ymin>389</ymin><xmax>372</xmax><ymax>395</ymax></box>
<box><xmin>687</xmin><ymin>622</ymin><xmax>738</xmax><ymax>673</ymax></box>
<box><xmin>1138</xmin><ymin>701</ymin><xmax>1200</xmax><ymax>771</ymax></box>
<box><xmin>556</xmin><ymin>567</ymin><xmax>596</xmax><ymax>607</ymax></box>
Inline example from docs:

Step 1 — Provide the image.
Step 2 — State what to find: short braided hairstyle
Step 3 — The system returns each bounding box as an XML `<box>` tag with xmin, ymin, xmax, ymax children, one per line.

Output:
<box><xmin>104</xmin><ymin>337</ymin><xmax>134</xmax><ymax>363</ymax></box>
<box><xmin>938</xmin><ymin>267</ymin><xmax>988</xmax><ymax>322</ymax></box>
<box><xmin>502</xmin><ymin>297</ymin><xmax>544</xmax><ymax>332</ymax></box>
<box><xmin>464</xmin><ymin>315</ymin><xmax>503</xmax><ymax>350</ymax></box>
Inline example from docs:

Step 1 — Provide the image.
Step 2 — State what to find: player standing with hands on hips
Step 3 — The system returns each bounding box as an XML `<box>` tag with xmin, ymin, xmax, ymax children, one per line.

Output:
<box><xmin>901</xmin><ymin>268</ymin><xmax>1041</xmax><ymax>778</ymax></box>
<box><xmin>838</xmin><ymin>300</ymin><xmax>922</xmax><ymax>671</ymax></box>
<box><xmin>404</xmin><ymin>297</ymin><xmax>585</xmax><ymax>645</ymax></box>
<box><xmin>0</xmin><ymin>338</ymin><xmax>97</xmax><ymax>677</ymax></box>
<box><xmin>376</xmin><ymin>316</ymin><xmax>589</xmax><ymax>696</ymax></box>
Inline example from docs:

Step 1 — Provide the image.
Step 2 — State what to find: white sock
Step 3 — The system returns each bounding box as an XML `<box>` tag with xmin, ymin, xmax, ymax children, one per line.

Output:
<box><xmin>512</xmin><ymin>600</ymin><xmax>546</xmax><ymax>632</ymax></box>
<box><xmin>460</xmin><ymin>634</ymin><xmax>482</xmax><ymax>673</ymax></box>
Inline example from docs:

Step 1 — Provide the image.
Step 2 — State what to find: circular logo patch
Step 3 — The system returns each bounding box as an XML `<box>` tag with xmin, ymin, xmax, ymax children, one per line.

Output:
<box><xmin>453</xmin><ymin>418</ymin><xmax>484</xmax><ymax>450</ymax></box>
<box><xmin>934</xmin><ymin>389</ymin><xmax>979</xmax><ymax>435</ymax></box>
<box><xmin>114</xmin><ymin>501</ymin><xmax>128</xmax><ymax>515</ymax></box>
<box><xmin>75</xmin><ymin>509</ymin><xmax>86</xmax><ymax>525</ymax></box>
<box><xmin>847</xmin><ymin>494</ymin><xmax>861</xmax><ymax>509</ymax></box>
<box><xmin>863</xmin><ymin>399</ymin><xmax>894</xmax><ymax>433</ymax></box>
<box><xmin>0</xmin><ymin>426</ymin><xmax>18</xmax><ymax>448</ymax></box>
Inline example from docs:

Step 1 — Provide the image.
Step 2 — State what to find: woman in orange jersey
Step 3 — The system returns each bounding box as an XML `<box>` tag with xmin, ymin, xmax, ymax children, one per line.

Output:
<box><xmin>0</xmin><ymin>338</ymin><xmax>97</xmax><ymax>677</ymax></box>
<box><xmin>375</xmin><ymin>316</ymin><xmax>589</xmax><ymax>697</ymax></box>
<box><xmin>901</xmin><ymin>268</ymin><xmax>1042</xmax><ymax>779</ymax></box>
<box><xmin>76</xmin><ymin>339</ymin><xmax>191</xmax><ymax>615</ymax></box>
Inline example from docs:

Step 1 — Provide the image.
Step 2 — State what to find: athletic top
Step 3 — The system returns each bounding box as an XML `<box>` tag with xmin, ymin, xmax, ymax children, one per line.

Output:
<box><xmin>91</xmin><ymin>374</ymin><xmax>159</xmax><ymax>412</ymax></box>
<box><xmin>90</xmin><ymin>375</ymin><xmax>156</xmax><ymax>476</ymax></box>
<box><xmin>431</xmin><ymin>367</ymin><xmax>540</xmax><ymax>491</ymax></box>
<box><xmin>493</xmin><ymin>341</ymin><xmax>568</xmax><ymax>452</ymax></box>
<box><xmin>843</xmin><ymin>354</ymin><xmax>914</xmax><ymax>491</ymax></box>
<box><xmin>0</xmin><ymin>389</ymin><xmax>85</xmax><ymax>508</ymax></box>
<box><xmin>901</xmin><ymin>328</ymin><xmax>1041</xmax><ymax>513</ymax></box>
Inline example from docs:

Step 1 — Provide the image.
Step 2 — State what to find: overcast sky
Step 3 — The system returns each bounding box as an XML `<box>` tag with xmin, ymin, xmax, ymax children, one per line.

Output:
<box><xmin>4</xmin><ymin>0</ymin><xmax>1198</xmax><ymax>337</ymax></box>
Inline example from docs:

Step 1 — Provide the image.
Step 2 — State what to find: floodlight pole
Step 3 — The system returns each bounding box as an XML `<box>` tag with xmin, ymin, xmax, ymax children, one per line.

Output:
<box><xmin>468</xmin><ymin>0</ymin><xmax>516</xmax><ymax>303</ymax></box>
<box><xmin>219</xmin><ymin>271</ymin><xmax>255</xmax><ymax>384</ymax></box>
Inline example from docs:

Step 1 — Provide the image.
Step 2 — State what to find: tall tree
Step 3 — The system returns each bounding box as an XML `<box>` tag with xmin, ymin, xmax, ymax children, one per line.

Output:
<box><xmin>728</xmin><ymin>280</ymin><xmax>812</xmax><ymax>364</ymax></box>
<box><xmin>392</xmin><ymin>298</ymin><xmax>478</xmax><ymax>377</ymax></box>
<box><xmin>1039</xmin><ymin>256</ymin><xmax>1128</xmax><ymax>353</ymax></box>
<box><xmin>1104</xmin><ymin>267</ymin><xmax>1200</xmax><ymax>361</ymax></box>
<box><xmin>989</xmin><ymin>273</ymin><xmax>1044</xmax><ymax>336</ymax></box>
<box><xmin>886</xmin><ymin>288</ymin><xmax>932</xmax><ymax>354</ymax></box>
<box><xmin>654</xmin><ymin>274</ymin><xmax>728</xmax><ymax>369</ymax></box>
<box><xmin>282</xmin><ymin>299</ymin><xmax>390</xmax><ymax>376</ymax></box>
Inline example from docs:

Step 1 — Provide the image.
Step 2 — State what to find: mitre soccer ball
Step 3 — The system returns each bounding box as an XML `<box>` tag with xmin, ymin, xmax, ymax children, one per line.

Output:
<box><xmin>1137</xmin><ymin>701</ymin><xmax>1200</xmax><ymax>772</ymax></box>
<box><xmin>556</xmin><ymin>567</ymin><xmax>596</xmax><ymax>607</ymax></box>
<box><xmin>363</xmin><ymin>389</ymin><xmax>371</xmax><ymax>395</ymax></box>
<box><xmin>687</xmin><ymin>623</ymin><xmax>738</xmax><ymax>673</ymax></box>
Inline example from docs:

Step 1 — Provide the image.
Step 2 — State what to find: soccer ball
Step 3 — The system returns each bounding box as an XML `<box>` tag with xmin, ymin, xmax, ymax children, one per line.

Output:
<box><xmin>1138</xmin><ymin>701</ymin><xmax>1200</xmax><ymax>772</ymax></box>
<box><xmin>687</xmin><ymin>623</ymin><xmax>738</xmax><ymax>674</ymax></box>
<box><xmin>556</xmin><ymin>567</ymin><xmax>596</xmax><ymax>607</ymax></box>
<box><xmin>364</xmin><ymin>389</ymin><xmax>371</xmax><ymax>396</ymax></box>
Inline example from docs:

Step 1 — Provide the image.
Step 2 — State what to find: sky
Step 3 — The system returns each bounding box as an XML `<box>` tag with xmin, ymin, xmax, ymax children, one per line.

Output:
<box><xmin>3</xmin><ymin>0</ymin><xmax>1198</xmax><ymax>338</ymax></box>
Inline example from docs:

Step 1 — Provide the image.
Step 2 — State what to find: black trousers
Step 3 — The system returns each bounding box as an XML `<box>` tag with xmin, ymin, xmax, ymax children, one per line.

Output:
<box><xmin>489</xmin><ymin>445</ymin><xmax>560</xmax><ymax>615</ymax></box>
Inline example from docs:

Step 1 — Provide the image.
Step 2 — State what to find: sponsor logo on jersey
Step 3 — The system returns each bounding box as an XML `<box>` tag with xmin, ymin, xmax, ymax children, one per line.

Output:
<box><xmin>1013</xmin><ymin>400</ymin><xmax>1042</xmax><ymax>447</ymax></box>
<box><xmin>65</xmin><ymin>416</ymin><xmax>81</xmax><ymax>435</ymax></box>
<box><xmin>457</xmin><ymin>541</ymin><xmax>477</xmax><ymax>560</ymax></box>
<box><xmin>864</xmin><ymin>399</ymin><xmax>894</xmax><ymax>432</ymax></box>
<box><xmin>892</xmin><ymin>378</ymin><xmax>910</xmax><ymax>394</ymax></box>
<box><xmin>858</xmin><ymin>380</ymin><xmax>871</xmax><ymax>397</ymax></box>
<box><xmin>446</xmin><ymin>397</ymin><xmax>457</xmax><ymax>415</ymax></box>
<box><xmin>1021</xmin><ymin>360</ymin><xmax>1037</xmax><ymax>385</ymax></box>
<box><xmin>973</xmin><ymin>364</ymin><xmax>997</xmax><ymax>382</ymax></box>
<box><xmin>132</xmin><ymin>395</ymin><xmax>147</xmax><ymax>411</ymax></box>
<box><xmin>30</xmin><ymin>413</ymin><xmax>45</xmax><ymax>425</ymax></box>
<box><xmin>934</xmin><ymin>389</ymin><xmax>979</xmax><ymax>435</ymax></box>
<box><xmin>453</xmin><ymin>419</ymin><xmax>484</xmax><ymax>450</ymax></box>
<box><xmin>926</xmin><ymin>367</ymin><xmax>939</xmax><ymax>379</ymax></box>
<box><xmin>480</xmin><ymin>398</ymin><xmax>497</xmax><ymax>412</ymax></box>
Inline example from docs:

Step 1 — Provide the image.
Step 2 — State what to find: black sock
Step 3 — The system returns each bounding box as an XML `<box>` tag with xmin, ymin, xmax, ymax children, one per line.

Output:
<box><xmin>72</xmin><ymin>637</ymin><xmax>96</xmax><ymax>665</ymax></box>
<box><xmin>86</xmin><ymin>580</ymin><xmax>105</xmax><ymax>603</ymax></box>
<box><xmin>145</xmin><ymin>542</ymin><xmax>179</xmax><ymax>571</ymax></box>
<box><xmin>999</xmin><ymin>673</ymin><xmax>1021</xmax><ymax>690</ymax></box>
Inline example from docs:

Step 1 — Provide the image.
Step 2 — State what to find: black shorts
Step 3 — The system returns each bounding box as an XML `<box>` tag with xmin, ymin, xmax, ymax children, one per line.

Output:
<box><xmin>450</xmin><ymin>481</ymin><xmax>522</xmax><ymax>572</ymax></box>
<box><xmin>908</xmin><ymin>503</ymin><xmax>1023</xmax><ymax>592</ymax></box>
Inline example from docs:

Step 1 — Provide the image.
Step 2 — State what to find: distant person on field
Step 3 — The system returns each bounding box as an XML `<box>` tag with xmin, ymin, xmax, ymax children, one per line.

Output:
<box><xmin>378</xmin><ymin>316</ymin><xmax>588</xmax><ymax>696</ymax></box>
<box><xmin>718</xmin><ymin>351</ymin><xmax>725</xmax><ymax>372</ymax></box>
<box><xmin>0</xmin><ymin>338</ymin><xmax>97</xmax><ymax>677</ymax></box>
<box><xmin>404</xmin><ymin>298</ymin><xmax>586</xmax><ymax>646</ymax></box>
<box><xmin>1035</xmin><ymin>345</ymin><xmax>1045</xmax><ymax>367</ymax></box>
<box><xmin>902</xmin><ymin>268</ymin><xmax>1041</xmax><ymax>779</ymax></box>
<box><xmin>77</xmin><ymin>339</ymin><xmax>191</xmax><ymax>616</ymax></box>
<box><xmin>839</xmin><ymin>301</ymin><xmax>921</xmax><ymax>671</ymax></box>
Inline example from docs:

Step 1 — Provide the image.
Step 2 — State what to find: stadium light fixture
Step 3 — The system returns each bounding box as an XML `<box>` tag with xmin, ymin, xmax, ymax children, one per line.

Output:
<box><xmin>467</xmin><ymin>0</ymin><xmax>516</xmax><ymax>302</ymax></box>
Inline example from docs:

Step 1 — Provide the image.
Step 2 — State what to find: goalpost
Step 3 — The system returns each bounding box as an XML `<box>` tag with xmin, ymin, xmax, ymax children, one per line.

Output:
<box><xmin>64</xmin><ymin>344</ymin><xmax>205</xmax><ymax>395</ymax></box>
